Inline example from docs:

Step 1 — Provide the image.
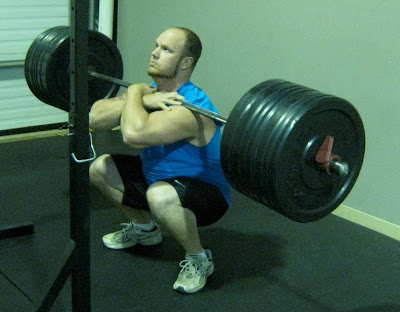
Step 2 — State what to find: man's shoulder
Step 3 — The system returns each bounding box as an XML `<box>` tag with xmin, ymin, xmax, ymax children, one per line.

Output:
<box><xmin>180</xmin><ymin>81</ymin><xmax>219</xmax><ymax>113</ymax></box>
<box><xmin>179</xmin><ymin>80</ymin><xmax>202</xmax><ymax>93</ymax></box>
<box><xmin>179</xmin><ymin>81</ymin><xmax>210</xmax><ymax>101</ymax></box>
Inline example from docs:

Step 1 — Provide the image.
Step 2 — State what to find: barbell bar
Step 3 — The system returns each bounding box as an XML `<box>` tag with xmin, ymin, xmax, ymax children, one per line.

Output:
<box><xmin>87</xmin><ymin>70</ymin><xmax>228</xmax><ymax>125</ymax></box>
<box><xmin>24</xmin><ymin>26</ymin><xmax>366</xmax><ymax>223</ymax></box>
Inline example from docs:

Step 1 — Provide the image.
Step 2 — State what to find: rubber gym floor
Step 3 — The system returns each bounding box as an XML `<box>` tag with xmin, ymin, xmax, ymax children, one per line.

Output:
<box><xmin>0</xmin><ymin>130</ymin><xmax>399</xmax><ymax>312</ymax></box>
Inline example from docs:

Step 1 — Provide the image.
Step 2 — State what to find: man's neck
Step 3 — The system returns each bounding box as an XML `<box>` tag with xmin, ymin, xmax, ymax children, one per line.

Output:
<box><xmin>153</xmin><ymin>77</ymin><xmax>189</xmax><ymax>92</ymax></box>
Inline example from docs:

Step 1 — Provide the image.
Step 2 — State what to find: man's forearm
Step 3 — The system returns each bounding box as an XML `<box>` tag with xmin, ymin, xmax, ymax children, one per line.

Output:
<box><xmin>89</xmin><ymin>98</ymin><xmax>125</xmax><ymax>130</ymax></box>
<box><xmin>120</xmin><ymin>85</ymin><xmax>150</xmax><ymax>145</ymax></box>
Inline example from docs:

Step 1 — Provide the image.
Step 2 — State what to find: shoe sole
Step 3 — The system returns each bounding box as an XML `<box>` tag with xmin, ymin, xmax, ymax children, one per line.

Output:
<box><xmin>102</xmin><ymin>236</ymin><xmax>162</xmax><ymax>249</ymax></box>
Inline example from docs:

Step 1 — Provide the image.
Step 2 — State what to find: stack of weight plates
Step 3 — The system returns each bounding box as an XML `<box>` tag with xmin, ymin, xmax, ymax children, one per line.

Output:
<box><xmin>25</xmin><ymin>26</ymin><xmax>123</xmax><ymax>111</ymax></box>
<box><xmin>221</xmin><ymin>80</ymin><xmax>365</xmax><ymax>222</ymax></box>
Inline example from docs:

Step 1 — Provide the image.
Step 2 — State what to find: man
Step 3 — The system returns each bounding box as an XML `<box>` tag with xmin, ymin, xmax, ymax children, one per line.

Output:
<box><xmin>89</xmin><ymin>27</ymin><xmax>231</xmax><ymax>294</ymax></box>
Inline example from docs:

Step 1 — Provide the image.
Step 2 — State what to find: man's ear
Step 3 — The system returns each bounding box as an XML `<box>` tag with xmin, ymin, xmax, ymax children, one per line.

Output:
<box><xmin>181</xmin><ymin>56</ymin><xmax>194</xmax><ymax>70</ymax></box>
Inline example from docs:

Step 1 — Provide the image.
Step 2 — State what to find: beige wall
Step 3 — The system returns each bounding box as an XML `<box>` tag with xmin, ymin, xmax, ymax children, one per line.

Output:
<box><xmin>117</xmin><ymin>0</ymin><xmax>400</xmax><ymax>225</ymax></box>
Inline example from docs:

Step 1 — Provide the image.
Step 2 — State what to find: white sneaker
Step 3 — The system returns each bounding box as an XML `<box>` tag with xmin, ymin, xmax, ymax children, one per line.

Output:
<box><xmin>102</xmin><ymin>222</ymin><xmax>162</xmax><ymax>249</ymax></box>
<box><xmin>173</xmin><ymin>249</ymin><xmax>214</xmax><ymax>293</ymax></box>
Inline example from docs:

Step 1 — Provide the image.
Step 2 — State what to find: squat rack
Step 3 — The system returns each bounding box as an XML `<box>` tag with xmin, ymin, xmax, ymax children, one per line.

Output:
<box><xmin>0</xmin><ymin>1</ymin><xmax>110</xmax><ymax>310</ymax></box>
<box><xmin>37</xmin><ymin>1</ymin><xmax>92</xmax><ymax>310</ymax></box>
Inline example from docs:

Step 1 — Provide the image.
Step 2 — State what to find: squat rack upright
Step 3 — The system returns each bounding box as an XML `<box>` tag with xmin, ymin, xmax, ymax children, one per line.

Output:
<box><xmin>37</xmin><ymin>1</ymin><xmax>92</xmax><ymax>311</ymax></box>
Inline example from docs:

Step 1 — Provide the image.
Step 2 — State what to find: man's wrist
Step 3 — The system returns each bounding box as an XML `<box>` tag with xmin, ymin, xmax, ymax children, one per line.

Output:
<box><xmin>127</xmin><ymin>84</ymin><xmax>143</xmax><ymax>94</ymax></box>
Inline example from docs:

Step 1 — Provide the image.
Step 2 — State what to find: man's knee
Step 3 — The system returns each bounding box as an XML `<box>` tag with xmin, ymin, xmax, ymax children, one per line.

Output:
<box><xmin>89</xmin><ymin>154</ymin><xmax>112</xmax><ymax>186</ymax></box>
<box><xmin>146</xmin><ymin>182</ymin><xmax>181</xmax><ymax>217</ymax></box>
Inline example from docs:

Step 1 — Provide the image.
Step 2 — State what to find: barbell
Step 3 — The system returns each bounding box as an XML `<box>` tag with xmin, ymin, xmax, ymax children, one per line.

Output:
<box><xmin>24</xmin><ymin>26</ymin><xmax>365</xmax><ymax>223</ymax></box>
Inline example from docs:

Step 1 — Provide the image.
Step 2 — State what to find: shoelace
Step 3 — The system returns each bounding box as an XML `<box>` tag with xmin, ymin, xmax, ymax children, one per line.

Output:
<box><xmin>179</xmin><ymin>258</ymin><xmax>211</xmax><ymax>277</ymax></box>
<box><xmin>113</xmin><ymin>223</ymin><xmax>157</xmax><ymax>242</ymax></box>
<box><xmin>114</xmin><ymin>223</ymin><xmax>135</xmax><ymax>240</ymax></box>
<box><xmin>179</xmin><ymin>260</ymin><xmax>200</xmax><ymax>277</ymax></box>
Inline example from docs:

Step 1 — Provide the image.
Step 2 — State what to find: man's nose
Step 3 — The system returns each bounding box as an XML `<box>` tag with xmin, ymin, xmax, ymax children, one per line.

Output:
<box><xmin>151</xmin><ymin>47</ymin><xmax>160</xmax><ymax>58</ymax></box>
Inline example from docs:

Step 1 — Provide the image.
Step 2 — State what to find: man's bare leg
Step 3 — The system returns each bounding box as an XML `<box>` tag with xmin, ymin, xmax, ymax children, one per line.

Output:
<box><xmin>89</xmin><ymin>154</ymin><xmax>152</xmax><ymax>224</ymax></box>
<box><xmin>146</xmin><ymin>181</ymin><xmax>204</xmax><ymax>254</ymax></box>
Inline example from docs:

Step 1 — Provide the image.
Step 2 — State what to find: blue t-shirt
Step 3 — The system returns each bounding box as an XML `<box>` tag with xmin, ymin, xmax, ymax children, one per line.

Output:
<box><xmin>140</xmin><ymin>81</ymin><xmax>232</xmax><ymax>204</ymax></box>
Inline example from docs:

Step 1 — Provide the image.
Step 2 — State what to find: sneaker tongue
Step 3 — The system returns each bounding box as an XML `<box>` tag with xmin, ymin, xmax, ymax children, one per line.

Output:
<box><xmin>185</xmin><ymin>254</ymin><xmax>204</xmax><ymax>261</ymax></box>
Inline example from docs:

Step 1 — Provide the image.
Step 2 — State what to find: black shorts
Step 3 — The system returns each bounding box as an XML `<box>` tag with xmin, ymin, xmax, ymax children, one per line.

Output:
<box><xmin>111</xmin><ymin>154</ymin><xmax>229</xmax><ymax>226</ymax></box>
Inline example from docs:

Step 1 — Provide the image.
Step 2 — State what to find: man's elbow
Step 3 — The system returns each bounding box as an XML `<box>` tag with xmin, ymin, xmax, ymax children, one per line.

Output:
<box><xmin>121</xmin><ymin>129</ymin><xmax>146</xmax><ymax>149</ymax></box>
<box><xmin>88</xmin><ymin>102</ymin><xmax>102</xmax><ymax>130</ymax></box>
<box><xmin>89</xmin><ymin>114</ymin><xmax>104</xmax><ymax>130</ymax></box>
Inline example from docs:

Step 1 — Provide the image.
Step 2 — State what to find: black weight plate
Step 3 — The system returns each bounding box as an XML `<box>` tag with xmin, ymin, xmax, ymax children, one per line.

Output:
<box><xmin>221</xmin><ymin>80</ymin><xmax>318</xmax><ymax>206</ymax></box>
<box><xmin>41</xmin><ymin>27</ymin><xmax>70</xmax><ymax>107</ymax></box>
<box><xmin>251</xmin><ymin>83</ymin><xmax>318</xmax><ymax>205</ymax></box>
<box><xmin>25</xmin><ymin>29</ymin><xmax>51</xmax><ymax>103</ymax></box>
<box><xmin>221</xmin><ymin>79</ymin><xmax>365</xmax><ymax>223</ymax></box>
<box><xmin>45</xmin><ymin>27</ymin><xmax>75</xmax><ymax>110</ymax></box>
<box><xmin>25</xmin><ymin>26</ymin><xmax>70</xmax><ymax>109</ymax></box>
<box><xmin>221</xmin><ymin>80</ymin><xmax>288</xmax><ymax>204</ymax></box>
<box><xmin>87</xmin><ymin>31</ymin><xmax>123</xmax><ymax>102</ymax></box>
<box><xmin>25</xmin><ymin>27</ymin><xmax>66</xmax><ymax>106</ymax></box>
<box><xmin>273</xmin><ymin>93</ymin><xmax>365</xmax><ymax>222</ymax></box>
<box><xmin>25</xmin><ymin>26</ymin><xmax>123</xmax><ymax>111</ymax></box>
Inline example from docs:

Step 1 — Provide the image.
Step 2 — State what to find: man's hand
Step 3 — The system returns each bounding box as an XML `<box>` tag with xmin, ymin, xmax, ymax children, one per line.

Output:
<box><xmin>143</xmin><ymin>91</ymin><xmax>185</xmax><ymax>111</ymax></box>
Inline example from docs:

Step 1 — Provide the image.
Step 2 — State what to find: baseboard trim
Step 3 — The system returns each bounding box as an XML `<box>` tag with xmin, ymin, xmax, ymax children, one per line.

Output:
<box><xmin>0</xmin><ymin>128</ymin><xmax>69</xmax><ymax>144</ymax></box>
<box><xmin>333</xmin><ymin>205</ymin><xmax>400</xmax><ymax>241</ymax></box>
<box><xmin>0</xmin><ymin>127</ymin><xmax>118</xmax><ymax>144</ymax></box>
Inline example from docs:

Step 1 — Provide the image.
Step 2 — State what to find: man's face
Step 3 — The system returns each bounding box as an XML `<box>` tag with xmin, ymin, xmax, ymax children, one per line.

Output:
<box><xmin>147</xmin><ymin>29</ymin><xmax>186</xmax><ymax>79</ymax></box>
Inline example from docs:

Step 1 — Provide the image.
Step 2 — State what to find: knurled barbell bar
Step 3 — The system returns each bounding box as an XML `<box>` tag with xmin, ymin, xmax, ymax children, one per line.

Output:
<box><xmin>24</xmin><ymin>26</ymin><xmax>365</xmax><ymax>223</ymax></box>
<box><xmin>87</xmin><ymin>70</ymin><xmax>228</xmax><ymax>125</ymax></box>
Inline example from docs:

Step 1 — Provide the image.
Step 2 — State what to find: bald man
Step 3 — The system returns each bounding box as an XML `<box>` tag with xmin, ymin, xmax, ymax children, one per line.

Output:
<box><xmin>89</xmin><ymin>27</ymin><xmax>231</xmax><ymax>294</ymax></box>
